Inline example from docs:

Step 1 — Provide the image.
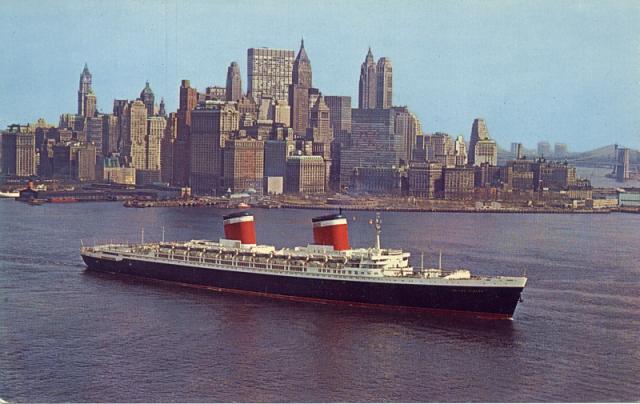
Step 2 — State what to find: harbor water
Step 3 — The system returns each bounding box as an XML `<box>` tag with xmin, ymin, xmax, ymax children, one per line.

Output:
<box><xmin>0</xmin><ymin>200</ymin><xmax>638</xmax><ymax>402</ymax></box>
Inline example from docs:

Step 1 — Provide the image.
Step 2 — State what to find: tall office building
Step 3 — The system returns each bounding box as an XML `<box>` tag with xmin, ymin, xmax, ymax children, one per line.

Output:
<box><xmin>101</xmin><ymin>114</ymin><xmax>119</xmax><ymax>156</ymax></box>
<box><xmin>289</xmin><ymin>40</ymin><xmax>312</xmax><ymax>137</ymax></box>
<box><xmin>393</xmin><ymin>107</ymin><xmax>420</xmax><ymax>164</ymax></box>
<box><xmin>85</xmin><ymin>116</ymin><xmax>103</xmax><ymax>156</ymax></box>
<box><xmin>140</xmin><ymin>82</ymin><xmax>155</xmax><ymax>117</ymax></box>
<box><xmin>124</xmin><ymin>100</ymin><xmax>148</xmax><ymax>171</ymax></box>
<box><xmin>469</xmin><ymin>118</ymin><xmax>497</xmax><ymax>166</ymax></box>
<box><xmin>285</xmin><ymin>155</ymin><xmax>325</xmax><ymax>194</ymax></box>
<box><xmin>190</xmin><ymin>104</ymin><xmax>239</xmax><ymax>194</ymax></box>
<box><xmin>174</xmin><ymin>80</ymin><xmax>198</xmax><ymax>186</ymax></box>
<box><xmin>358</xmin><ymin>48</ymin><xmax>377</xmax><ymax>109</ymax></box>
<box><xmin>77</xmin><ymin>63</ymin><xmax>93</xmax><ymax>117</ymax></box>
<box><xmin>160</xmin><ymin>112</ymin><xmax>177</xmax><ymax>184</ymax></box>
<box><xmin>247</xmin><ymin>47</ymin><xmax>295</xmax><ymax>102</ymax></box>
<box><xmin>324</xmin><ymin>96</ymin><xmax>351</xmax><ymax>141</ymax></box>
<box><xmin>376</xmin><ymin>57</ymin><xmax>393</xmax><ymax>109</ymax></box>
<box><xmin>225</xmin><ymin>62</ymin><xmax>242</xmax><ymax>102</ymax></box>
<box><xmin>308</xmin><ymin>95</ymin><xmax>333</xmax><ymax>186</ymax></box>
<box><xmin>339</xmin><ymin>108</ymin><xmax>396</xmax><ymax>188</ymax></box>
<box><xmin>223</xmin><ymin>138</ymin><xmax>264</xmax><ymax>194</ymax></box>
<box><xmin>77</xmin><ymin>143</ymin><xmax>97</xmax><ymax>181</ymax></box>
<box><xmin>84</xmin><ymin>91</ymin><xmax>97</xmax><ymax>118</ymax></box>
<box><xmin>292</xmin><ymin>39</ymin><xmax>312</xmax><ymax>88</ymax></box>
<box><xmin>1</xmin><ymin>125</ymin><xmax>36</xmax><ymax>176</ymax></box>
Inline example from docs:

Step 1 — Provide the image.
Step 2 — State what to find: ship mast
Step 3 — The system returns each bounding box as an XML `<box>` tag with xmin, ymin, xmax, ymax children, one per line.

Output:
<box><xmin>374</xmin><ymin>212</ymin><xmax>381</xmax><ymax>251</ymax></box>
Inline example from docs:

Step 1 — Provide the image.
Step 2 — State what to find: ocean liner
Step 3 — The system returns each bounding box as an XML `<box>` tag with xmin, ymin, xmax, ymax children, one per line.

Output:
<box><xmin>81</xmin><ymin>212</ymin><xmax>527</xmax><ymax>319</ymax></box>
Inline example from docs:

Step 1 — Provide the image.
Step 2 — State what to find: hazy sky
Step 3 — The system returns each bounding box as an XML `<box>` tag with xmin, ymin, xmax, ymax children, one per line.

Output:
<box><xmin>1</xmin><ymin>0</ymin><xmax>638</xmax><ymax>151</ymax></box>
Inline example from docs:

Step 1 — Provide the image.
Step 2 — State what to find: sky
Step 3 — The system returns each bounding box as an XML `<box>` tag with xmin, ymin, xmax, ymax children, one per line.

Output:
<box><xmin>0</xmin><ymin>0</ymin><xmax>638</xmax><ymax>152</ymax></box>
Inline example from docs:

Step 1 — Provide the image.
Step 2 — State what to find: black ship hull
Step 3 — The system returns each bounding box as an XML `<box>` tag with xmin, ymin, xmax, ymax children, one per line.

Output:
<box><xmin>81</xmin><ymin>254</ymin><xmax>524</xmax><ymax>319</ymax></box>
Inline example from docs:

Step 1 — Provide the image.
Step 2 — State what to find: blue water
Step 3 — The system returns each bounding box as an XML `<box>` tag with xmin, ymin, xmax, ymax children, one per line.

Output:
<box><xmin>1</xmin><ymin>200</ymin><xmax>638</xmax><ymax>402</ymax></box>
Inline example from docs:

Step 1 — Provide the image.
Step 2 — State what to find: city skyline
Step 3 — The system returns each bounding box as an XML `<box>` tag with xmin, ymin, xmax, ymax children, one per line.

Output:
<box><xmin>1</xmin><ymin>0</ymin><xmax>639</xmax><ymax>151</ymax></box>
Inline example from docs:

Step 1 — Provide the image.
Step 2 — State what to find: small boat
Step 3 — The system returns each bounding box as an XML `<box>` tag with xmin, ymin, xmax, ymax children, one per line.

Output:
<box><xmin>0</xmin><ymin>191</ymin><xmax>20</xmax><ymax>198</ymax></box>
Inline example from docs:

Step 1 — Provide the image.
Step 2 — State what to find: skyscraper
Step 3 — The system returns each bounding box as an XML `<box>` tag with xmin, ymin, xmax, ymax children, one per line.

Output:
<box><xmin>84</xmin><ymin>91</ymin><xmax>97</xmax><ymax>118</ymax></box>
<box><xmin>124</xmin><ymin>100</ymin><xmax>148</xmax><ymax>170</ymax></box>
<box><xmin>1</xmin><ymin>125</ymin><xmax>36</xmax><ymax>177</ymax></box>
<box><xmin>324</xmin><ymin>96</ymin><xmax>351</xmax><ymax>141</ymax></box>
<box><xmin>393</xmin><ymin>107</ymin><xmax>420</xmax><ymax>164</ymax></box>
<box><xmin>139</xmin><ymin>82</ymin><xmax>155</xmax><ymax>117</ymax></box>
<box><xmin>223</xmin><ymin>138</ymin><xmax>264</xmax><ymax>194</ymax></box>
<box><xmin>247</xmin><ymin>47</ymin><xmax>295</xmax><ymax>102</ymax></box>
<box><xmin>289</xmin><ymin>40</ymin><xmax>312</xmax><ymax>137</ymax></box>
<box><xmin>190</xmin><ymin>103</ymin><xmax>239</xmax><ymax>194</ymax></box>
<box><xmin>174</xmin><ymin>79</ymin><xmax>198</xmax><ymax>186</ymax></box>
<box><xmin>225</xmin><ymin>61</ymin><xmax>242</xmax><ymax>102</ymax></box>
<box><xmin>158</xmin><ymin>98</ymin><xmax>166</xmax><ymax>117</ymax></box>
<box><xmin>340</xmin><ymin>108</ymin><xmax>396</xmax><ymax>188</ymax></box>
<box><xmin>358</xmin><ymin>48</ymin><xmax>377</xmax><ymax>109</ymax></box>
<box><xmin>77</xmin><ymin>63</ymin><xmax>92</xmax><ymax>117</ymax></box>
<box><xmin>292</xmin><ymin>39</ymin><xmax>312</xmax><ymax>88</ymax></box>
<box><xmin>376</xmin><ymin>57</ymin><xmax>393</xmax><ymax>109</ymax></box>
<box><xmin>468</xmin><ymin>118</ymin><xmax>497</xmax><ymax>166</ymax></box>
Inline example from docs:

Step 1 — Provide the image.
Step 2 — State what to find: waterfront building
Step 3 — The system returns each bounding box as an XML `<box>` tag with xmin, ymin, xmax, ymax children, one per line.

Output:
<box><xmin>77</xmin><ymin>63</ymin><xmax>92</xmax><ymax>117</ymax></box>
<box><xmin>358</xmin><ymin>48</ymin><xmax>377</xmax><ymax>109</ymax></box>
<box><xmin>1</xmin><ymin>125</ymin><xmax>36</xmax><ymax>177</ymax></box>
<box><xmin>443</xmin><ymin>166</ymin><xmax>475</xmax><ymax>199</ymax></box>
<box><xmin>98</xmin><ymin>156</ymin><xmax>136</xmax><ymax>185</ymax></box>
<box><xmin>618</xmin><ymin>188</ymin><xmax>640</xmax><ymax>207</ymax></box>
<box><xmin>535</xmin><ymin>160</ymin><xmax>576</xmax><ymax>191</ymax></box>
<box><xmin>537</xmin><ymin>141</ymin><xmax>551</xmax><ymax>157</ymax></box>
<box><xmin>350</xmin><ymin>166</ymin><xmax>403</xmax><ymax>195</ymax></box>
<box><xmin>247</xmin><ymin>47</ymin><xmax>295</xmax><ymax>103</ymax></box>
<box><xmin>285</xmin><ymin>155</ymin><xmax>325</xmax><ymax>194</ymax></box>
<box><xmin>223</xmin><ymin>138</ymin><xmax>264</xmax><ymax>194</ymax></box>
<box><xmin>190</xmin><ymin>103</ymin><xmax>239</xmax><ymax>195</ymax></box>
<box><xmin>474</xmin><ymin>163</ymin><xmax>503</xmax><ymax>188</ymax></box>
<box><xmin>225</xmin><ymin>61</ymin><xmax>242</xmax><ymax>102</ymax></box>
<box><xmin>468</xmin><ymin>119</ymin><xmax>497</xmax><ymax>166</ymax></box>
<box><xmin>408</xmin><ymin>162</ymin><xmax>443</xmax><ymax>198</ymax></box>
<box><xmin>139</xmin><ymin>82</ymin><xmax>155</xmax><ymax>117</ymax></box>
<box><xmin>376</xmin><ymin>57</ymin><xmax>393</xmax><ymax>109</ymax></box>
<box><xmin>339</xmin><ymin>108</ymin><xmax>397</xmax><ymax>189</ymax></box>
<box><xmin>174</xmin><ymin>80</ymin><xmax>198</xmax><ymax>186</ymax></box>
